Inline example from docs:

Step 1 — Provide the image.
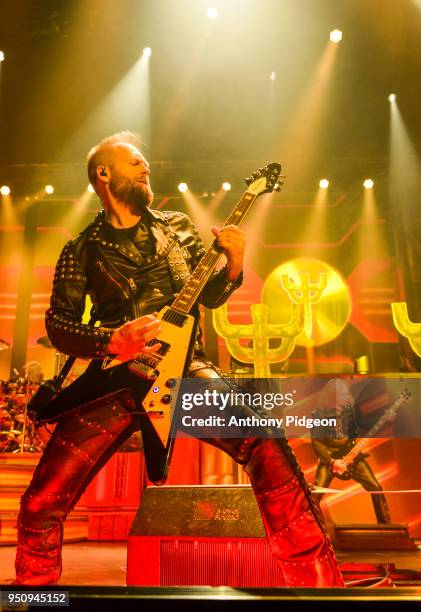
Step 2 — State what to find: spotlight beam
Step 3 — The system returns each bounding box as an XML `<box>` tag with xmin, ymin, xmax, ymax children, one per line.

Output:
<box><xmin>273</xmin><ymin>40</ymin><xmax>339</xmax><ymax>188</ymax></box>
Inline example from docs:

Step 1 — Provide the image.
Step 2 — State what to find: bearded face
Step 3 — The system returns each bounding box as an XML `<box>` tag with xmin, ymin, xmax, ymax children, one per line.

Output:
<box><xmin>109</xmin><ymin>169</ymin><xmax>154</xmax><ymax>214</ymax></box>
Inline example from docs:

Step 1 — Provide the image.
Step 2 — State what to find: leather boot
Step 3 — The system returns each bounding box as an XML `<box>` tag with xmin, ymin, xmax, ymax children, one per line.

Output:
<box><xmin>209</xmin><ymin>436</ymin><xmax>344</xmax><ymax>587</ymax></box>
<box><xmin>185</xmin><ymin>363</ymin><xmax>343</xmax><ymax>587</ymax></box>
<box><xmin>15</xmin><ymin>499</ymin><xmax>64</xmax><ymax>585</ymax></box>
<box><xmin>15</xmin><ymin>392</ymin><xmax>135</xmax><ymax>585</ymax></box>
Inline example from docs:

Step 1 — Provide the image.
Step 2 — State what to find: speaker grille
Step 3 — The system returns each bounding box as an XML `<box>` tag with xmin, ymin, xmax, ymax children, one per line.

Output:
<box><xmin>160</xmin><ymin>538</ymin><xmax>284</xmax><ymax>587</ymax></box>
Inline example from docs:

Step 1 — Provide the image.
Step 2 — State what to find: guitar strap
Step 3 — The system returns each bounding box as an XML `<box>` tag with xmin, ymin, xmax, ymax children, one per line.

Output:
<box><xmin>160</xmin><ymin>214</ymin><xmax>195</xmax><ymax>292</ymax></box>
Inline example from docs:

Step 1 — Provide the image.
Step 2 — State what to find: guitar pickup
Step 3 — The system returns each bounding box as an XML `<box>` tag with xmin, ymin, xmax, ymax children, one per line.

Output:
<box><xmin>128</xmin><ymin>361</ymin><xmax>157</xmax><ymax>380</ymax></box>
<box><xmin>147</xmin><ymin>338</ymin><xmax>170</xmax><ymax>356</ymax></box>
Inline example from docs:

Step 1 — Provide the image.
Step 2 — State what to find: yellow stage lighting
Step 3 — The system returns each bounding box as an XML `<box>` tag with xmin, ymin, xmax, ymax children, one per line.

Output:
<box><xmin>0</xmin><ymin>51</ymin><xmax>5</xmax><ymax>62</ymax></box>
<box><xmin>270</xmin><ymin>72</ymin><xmax>276</xmax><ymax>81</ymax></box>
<box><xmin>363</xmin><ymin>179</ymin><xmax>374</xmax><ymax>189</ymax></box>
<box><xmin>87</xmin><ymin>184</ymin><xmax>95</xmax><ymax>193</ymax></box>
<box><xmin>222</xmin><ymin>182</ymin><xmax>231</xmax><ymax>191</ymax></box>
<box><xmin>0</xmin><ymin>185</ymin><xmax>11</xmax><ymax>196</ymax></box>
<box><xmin>262</xmin><ymin>257</ymin><xmax>351</xmax><ymax>348</ymax></box>
<box><xmin>388</xmin><ymin>93</ymin><xmax>396</xmax><ymax>103</ymax></box>
<box><xmin>44</xmin><ymin>184</ymin><xmax>54</xmax><ymax>194</ymax></box>
<box><xmin>178</xmin><ymin>182</ymin><xmax>188</xmax><ymax>193</ymax></box>
<box><xmin>330</xmin><ymin>29</ymin><xmax>342</xmax><ymax>43</ymax></box>
<box><xmin>206</xmin><ymin>7</ymin><xmax>219</xmax><ymax>19</ymax></box>
<box><xmin>319</xmin><ymin>179</ymin><xmax>329</xmax><ymax>189</ymax></box>
<box><xmin>142</xmin><ymin>47</ymin><xmax>152</xmax><ymax>59</ymax></box>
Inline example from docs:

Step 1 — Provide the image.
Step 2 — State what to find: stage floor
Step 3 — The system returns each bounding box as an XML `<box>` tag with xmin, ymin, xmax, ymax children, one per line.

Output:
<box><xmin>1</xmin><ymin>542</ymin><xmax>420</xmax><ymax>586</ymax></box>
<box><xmin>2</xmin><ymin>544</ymin><xmax>421</xmax><ymax>611</ymax></box>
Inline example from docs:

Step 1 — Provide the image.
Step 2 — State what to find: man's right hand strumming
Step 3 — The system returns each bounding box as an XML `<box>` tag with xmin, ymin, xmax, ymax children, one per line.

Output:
<box><xmin>106</xmin><ymin>314</ymin><xmax>162</xmax><ymax>356</ymax></box>
<box><xmin>330</xmin><ymin>458</ymin><xmax>347</xmax><ymax>476</ymax></box>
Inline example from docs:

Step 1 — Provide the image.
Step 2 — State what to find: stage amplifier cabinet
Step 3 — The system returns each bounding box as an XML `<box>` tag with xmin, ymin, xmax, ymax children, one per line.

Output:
<box><xmin>127</xmin><ymin>485</ymin><xmax>285</xmax><ymax>587</ymax></box>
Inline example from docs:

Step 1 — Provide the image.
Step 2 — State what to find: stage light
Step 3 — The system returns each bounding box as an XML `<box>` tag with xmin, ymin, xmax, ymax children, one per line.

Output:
<box><xmin>87</xmin><ymin>184</ymin><xmax>95</xmax><ymax>193</ymax></box>
<box><xmin>0</xmin><ymin>185</ymin><xmax>11</xmax><ymax>196</ymax></box>
<box><xmin>206</xmin><ymin>7</ymin><xmax>219</xmax><ymax>19</ymax></box>
<box><xmin>319</xmin><ymin>179</ymin><xmax>329</xmax><ymax>189</ymax></box>
<box><xmin>0</xmin><ymin>51</ymin><xmax>4</xmax><ymax>62</ymax></box>
<box><xmin>388</xmin><ymin>93</ymin><xmax>396</xmax><ymax>103</ymax></box>
<box><xmin>330</xmin><ymin>29</ymin><xmax>342</xmax><ymax>43</ymax></box>
<box><xmin>44</xmin><ymin>184</ymin><xmax>54</xmax><ymax>195</ymax></box>
<box><xmin>142</xmin><ymin>47</ymin><xmax>152</xmax><ymax>59</ymax></box>
<box><xmin>222</xmin><ymin>182</ymin><xmax>231</xmax><ymax>191</ymax></box>
<box><xmin>178</xmin><ymin>182</ymin><xmax>188</xmax><ymax>193</ymax></box>
<box><xmin>363</xmin><ymin>179</ymin><xmax>374</xmax><ymax>189</ymax></box>
<box><xmin>270</xmin><ymin>72</ymin><xmax>276</xmax><ymax>81</ymax></box>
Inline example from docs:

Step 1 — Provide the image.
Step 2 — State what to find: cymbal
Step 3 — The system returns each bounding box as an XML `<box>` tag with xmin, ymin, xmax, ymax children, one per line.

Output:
<box><xmin>0</xmin><ymin>338</ymin><xmax>10</xmax><ymax>350</ymax></box>
<box><xmin>37</xmin><ymin>336</ymin><xmax>54</xmax><ymax>349</ymax></box>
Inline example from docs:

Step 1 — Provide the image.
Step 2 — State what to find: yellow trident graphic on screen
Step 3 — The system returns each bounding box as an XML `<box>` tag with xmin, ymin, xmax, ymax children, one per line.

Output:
<box><xmin>213</xmin><ymin>258</ymin><xmax>351</xmax><ymax>376</ymax></box>
<box><xmin>391</xmin><ymin>302</ymin><xmax>421</xmax><ymax>357</ymax></box>
<box><xmin>213</xmin><ymin>302</ymin><xmax>304</xmax><ymax>378</ymax></box>
<box><xmin>281</xmin><ymin>272</ymin><xmax>327</xmax><ymax>339</ymax></box>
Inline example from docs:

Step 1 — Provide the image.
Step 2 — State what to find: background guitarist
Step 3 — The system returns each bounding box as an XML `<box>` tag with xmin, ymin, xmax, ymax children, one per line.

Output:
<box><xmin>311</xmin><ymin>378</ymin><xmax>392</xmax><ymax>524</ymax></box>
<box><xmin>14</xmin><ymin>131</ymin><xmax>343</xmax><ymax>587</ymax></box>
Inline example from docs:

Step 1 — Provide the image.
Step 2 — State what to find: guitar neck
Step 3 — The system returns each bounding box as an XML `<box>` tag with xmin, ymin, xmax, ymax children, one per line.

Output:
<box><xmin>171</xmin><ymin>190</ymin><xmax>258</xmax><ymax>314</ymax></box>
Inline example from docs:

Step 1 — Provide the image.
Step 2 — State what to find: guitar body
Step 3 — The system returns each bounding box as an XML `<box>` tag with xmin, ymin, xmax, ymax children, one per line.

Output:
<box><xmin>36</xmin><ymin>305</ymin><xmax>197</xmax><ymax>484</ymax></box>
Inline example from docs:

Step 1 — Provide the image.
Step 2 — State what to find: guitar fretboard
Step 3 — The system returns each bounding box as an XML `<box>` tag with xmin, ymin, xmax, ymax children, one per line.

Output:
<box><xmin>171</xmin><ymin>191</ymin><xmax>257</xmax><ymax>314</ymax></box>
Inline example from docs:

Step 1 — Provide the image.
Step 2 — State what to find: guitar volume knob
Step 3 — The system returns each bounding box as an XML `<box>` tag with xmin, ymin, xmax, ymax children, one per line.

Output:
<box><xmin>161</xmin><ymin>394</ymin><xmax>172</xmax><ymax>405</ymax></box>
<box><xmin>165</xmin><ymin>378</ymin><xmax>177</xmax><ymax>388</ymax></box>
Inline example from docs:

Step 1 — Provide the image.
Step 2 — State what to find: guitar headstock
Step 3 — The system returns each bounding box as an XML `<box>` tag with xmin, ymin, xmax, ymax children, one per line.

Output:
<box><xmin>245</xmin><ymin>162</ymin><xmax>285</xmax><ymax>196</ymax></box>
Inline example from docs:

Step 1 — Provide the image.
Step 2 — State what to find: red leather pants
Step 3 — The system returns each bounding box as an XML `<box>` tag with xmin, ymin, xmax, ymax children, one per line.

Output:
<box><xmin>15</xmin><ymin>362</ymin><xmax>343</xmax><ymax>587</ymax></box>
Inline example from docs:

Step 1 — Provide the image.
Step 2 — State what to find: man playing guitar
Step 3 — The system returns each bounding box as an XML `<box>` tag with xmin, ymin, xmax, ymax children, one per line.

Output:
<box><xmin>312</xmin><ymin>378</ymin><xmax>392</xmax><ymax>524</ymax></box>
<box><xmin>15</xmin><ymin>131</ymin><xmax>343</xmax><ymax>587</ymax></box>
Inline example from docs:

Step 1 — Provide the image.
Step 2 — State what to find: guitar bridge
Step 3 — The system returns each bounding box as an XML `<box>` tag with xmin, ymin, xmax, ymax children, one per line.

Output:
<box><xmin>128</xmin><ymin>360</ymin><xmax>157</xmax><ymax>380</ymax></box>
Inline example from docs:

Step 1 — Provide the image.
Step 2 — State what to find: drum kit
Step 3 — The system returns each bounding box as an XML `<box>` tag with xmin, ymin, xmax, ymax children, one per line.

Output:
<box><xmin>0</xmin><ymin>337</ymin><xmax>54</xmax><ymax>453</ymax></box>
<box><xmin>0</xmin><ymin>335</ymin><xmax>142</xmax><ymax>453</ymax></box>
